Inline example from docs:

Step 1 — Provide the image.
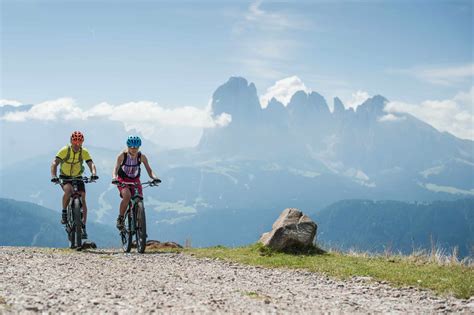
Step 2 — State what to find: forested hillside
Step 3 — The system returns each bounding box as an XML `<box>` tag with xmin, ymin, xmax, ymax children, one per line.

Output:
<box><xmin>0</xmin><ymin>198</ymin><xmax>116</xmax><ymax>247</ymax></box>
<box><xmin>312</xmin><ymin>199</ymin><xmax>474</xmax><ymax>258</ymax></box>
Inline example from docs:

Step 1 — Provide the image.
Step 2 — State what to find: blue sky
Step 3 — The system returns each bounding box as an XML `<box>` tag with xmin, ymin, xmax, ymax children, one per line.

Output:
<box><xmin>1</xmin><ymin>0</ymin><xmax>473</xmax><ymax>142</ymax></box>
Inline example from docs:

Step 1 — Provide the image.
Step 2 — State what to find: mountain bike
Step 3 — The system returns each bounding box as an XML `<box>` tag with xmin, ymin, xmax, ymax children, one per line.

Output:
<box><xmin>113</xmin><ymin>179</ymin><xmax>160</xmax><ymax>253</ymax></box>
<box><xmin>54</xmin><ymin>176</ymin><xmax>96</xmax><ymax>250</ymax></box>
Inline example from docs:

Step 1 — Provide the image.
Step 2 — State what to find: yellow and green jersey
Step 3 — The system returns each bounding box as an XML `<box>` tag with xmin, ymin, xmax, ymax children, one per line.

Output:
<box><xmin>56</xmin><ymin>145</ymin><xmax>92</xmax><ymax>177</ymax></box>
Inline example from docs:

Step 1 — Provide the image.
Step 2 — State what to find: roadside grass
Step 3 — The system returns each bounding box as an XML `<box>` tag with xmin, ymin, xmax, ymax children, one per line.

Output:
<box><xmin>241</xmin><ymin>290</ymin><xmax>271</xmax><ymax>301</ymax></box>
<box><xmin>0</xmin><ymin>295</ymin><xmax>11</xmax><ymax>312</ymax></box>
<box><xmin>183</xmin><ymin>243</ymin><xmax>474</xmax><ymax>299</ymax></box>
<box><xmin>243</xmin><ymin>291</ymin><xmax>259</xmax><ymax>298</ymax></box>
<box><xmin>26</xmin><ymin>247</ymin><xmax>75</xmax><ymax>255</ymax></box>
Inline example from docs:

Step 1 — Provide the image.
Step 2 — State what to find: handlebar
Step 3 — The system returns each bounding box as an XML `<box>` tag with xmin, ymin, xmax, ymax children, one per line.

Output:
<box><xmin>112</xmin><ymin>179</ymin><xmax>161</xmax><ymax>188</ymax></box>
<box><xmin>53</xmin><ymin>176</ymin><xmax>97</xmax><ymax>184</ymax></box>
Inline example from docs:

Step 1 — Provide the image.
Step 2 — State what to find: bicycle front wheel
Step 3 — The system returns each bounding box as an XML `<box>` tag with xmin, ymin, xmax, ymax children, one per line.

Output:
<box><xmin>67</xmin><ymin>206</ymin><xmax>76</xmax><ymax>249</ymax></box>
<box><xmin>136</xmin><ymin>201</ymin><xmax>147</xmax><ymax>253</ymax></box>
<box><xmin>121</xmin><ymin>211</ymin><xmax>132</xmax><ymax>253</ymax></box>
<box><xmin>72</xmin><ymin>199</ymin><xmax>82</xmax><ymax>250</ymax></box>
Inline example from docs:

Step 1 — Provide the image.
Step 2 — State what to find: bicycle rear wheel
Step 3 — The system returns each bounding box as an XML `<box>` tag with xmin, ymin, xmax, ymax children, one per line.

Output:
<box><xmin>121</xmin><ymin>211</ymin><xmax>132</xmax><ymax>253</ymax></box>
<box><xmin>136</xmin><ymin>201</ymin><xmax>147</xmax><ymax>253</ymax></box>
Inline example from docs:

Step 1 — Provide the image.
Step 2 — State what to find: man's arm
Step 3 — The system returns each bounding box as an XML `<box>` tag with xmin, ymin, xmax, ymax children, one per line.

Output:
<box><xmin>51</xmin><ymin>157</ymin><xmax>61</xmax><ymax>178</ymax></box>
<box><xmin>86</xmin><ymin>160</ymin><xmax>97</xmax><ymax>177</ymax></box>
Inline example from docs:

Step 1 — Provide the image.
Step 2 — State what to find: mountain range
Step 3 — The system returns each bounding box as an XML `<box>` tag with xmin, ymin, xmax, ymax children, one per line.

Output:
<box><xmin>1</xmin><ymin>198</ymin><xmax>472</xmax><ymax>258</ymax></box>
<box><xmin>0</xmin><ymin>198</ymin><xmax>117</xmax><ymax>247</ymax></box>
<box><xmin>0</xmin><ymin>77</ymin><xmax>473</xmax><ymax>250</ymax></box>
<box><xmin>311</xmin><ymin>199</ymin><xmax>474</xmax><ymax>258</ymax></box>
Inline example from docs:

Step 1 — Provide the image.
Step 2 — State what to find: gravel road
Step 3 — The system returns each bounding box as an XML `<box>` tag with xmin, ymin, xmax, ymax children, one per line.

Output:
<box><xmin>0</xmin><ymin>247</ymin><xmax>472</xmax><ymax>313</ymax></box>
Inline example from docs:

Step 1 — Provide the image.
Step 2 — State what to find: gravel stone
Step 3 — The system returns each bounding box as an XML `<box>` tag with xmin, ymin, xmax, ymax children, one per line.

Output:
<box><xmin>0</xmin><ymin>247</ymin><xmax>472</xmax><ymax>314</ymax></box>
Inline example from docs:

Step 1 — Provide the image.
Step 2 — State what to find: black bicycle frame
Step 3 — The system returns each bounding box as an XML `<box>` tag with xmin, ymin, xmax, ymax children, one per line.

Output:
<box><xmin>116</xmin><ymin>180</ymin><xmax>158</xmax><ymax>253</ymax></box>
<box><xmin>56</xmin><ymin>176</ymin><xmax>95</xmax><ymax>250</ymax></box>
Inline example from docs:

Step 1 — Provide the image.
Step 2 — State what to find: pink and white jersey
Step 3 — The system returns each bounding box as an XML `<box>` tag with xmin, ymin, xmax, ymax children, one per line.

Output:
<box><xmin>120</xmin><ymin>153</ymin><xmax>141</xmax><ymax>178</ymax></box>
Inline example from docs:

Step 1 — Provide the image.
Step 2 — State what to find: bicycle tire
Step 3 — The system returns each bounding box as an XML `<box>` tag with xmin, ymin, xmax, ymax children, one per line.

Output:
<box><xmin>136</xmin><ymin>201</ymin><xmax>147</xmax><ymax>253</ymax></box>
<box><xmin>72</xmin><ymin>198</ymin><xmax>82</xmax><ymax>250</ymax></box>
<box><xmin>121</xmin><ymin>210</ymin><xmax>132</xmax><ymax>253</ymax></box>
<box><xmin>67</xmin><ymin>202</ymin><xmax>76</xmax><ymax>249</ymax></box>
<box><xmin>67</xmin><ymin>212</ymin><xmax>75</xmax><ymax>249</ymax></box>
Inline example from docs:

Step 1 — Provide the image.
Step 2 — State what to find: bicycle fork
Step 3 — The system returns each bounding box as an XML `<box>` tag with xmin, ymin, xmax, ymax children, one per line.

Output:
<box><xmin>130</xmin><ymin>204</ymin><xmax>137</xmax><ymax>234</ymax></box>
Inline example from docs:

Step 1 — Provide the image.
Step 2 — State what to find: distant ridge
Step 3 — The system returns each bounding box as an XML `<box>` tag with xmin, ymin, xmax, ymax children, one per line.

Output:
<box><xmin>0</xmin><ymin>198</ymin><xmax>116</xmax><ymax>247</ymax></box>
<box><xmin>1</xmin><ymin>77</ymin><xmax>473</xmax><ymax>249</ymax></box>
<box><xmin>311</xmin><ymin>198</ymin><xmax>474</xmax><ymax>258</ymax></box>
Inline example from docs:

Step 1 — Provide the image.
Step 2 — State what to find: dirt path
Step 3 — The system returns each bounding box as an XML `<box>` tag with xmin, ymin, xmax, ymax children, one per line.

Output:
<box><xmin>0</xmin><ymin>247</ymin><xmax>472</xmax><ymax>313</ymax></box>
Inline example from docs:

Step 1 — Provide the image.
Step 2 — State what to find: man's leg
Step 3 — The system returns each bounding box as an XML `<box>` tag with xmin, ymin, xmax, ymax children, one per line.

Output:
<box><xmin>80</xmin><ymin>192</ymin><xmax>87</xmax><ymax>225</ymax></box>
<box><xmin>61</xmin><ymin>184</ymin><xmax>73</xmax><ymax>224</ymax></box>
<box><xmin>80</xmin><ymin>191</ymin><xmax>88</xmax><ymax>239</ymax></box>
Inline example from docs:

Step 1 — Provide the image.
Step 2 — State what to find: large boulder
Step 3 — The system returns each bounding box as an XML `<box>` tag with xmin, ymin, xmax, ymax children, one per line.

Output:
<box><xmin>144</xmin><ymin>240</ymin><xmax>183</xmax><ymax>250</ymax></box>
<box><xmin>259</xmin><ymin>208</ymin><xmax>317</xmax><ymax>251</ymax></box>
<box><xmin>81</xmin><ymin>241</ymin><xmax>97</xmax><ymax>249</ymax></box>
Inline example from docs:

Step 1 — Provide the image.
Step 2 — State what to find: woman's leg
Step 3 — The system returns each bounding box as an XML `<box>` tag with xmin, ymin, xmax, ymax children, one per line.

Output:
<box><xmin>119</xmin><ymin>188</ymin><xmax>131</xmax><ymax>217</ymax></box>
<box><xmin>117</xmin><ymin>188</ymin><xmax>131</xmax><ymax>230</ymax></box>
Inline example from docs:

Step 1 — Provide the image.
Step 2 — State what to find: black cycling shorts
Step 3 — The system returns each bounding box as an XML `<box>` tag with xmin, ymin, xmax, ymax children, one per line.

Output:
<box><xmin>59</xmin><ymin>175</ymin><xmax>86</xmax><ymax>192</ymax></box>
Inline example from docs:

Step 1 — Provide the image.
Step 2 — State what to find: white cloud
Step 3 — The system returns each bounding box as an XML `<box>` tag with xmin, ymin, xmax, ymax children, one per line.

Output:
<box><xmin>242</xmin><ymin>38</ymin><xmax>298</xmax><ymax>62</ymax></box>
<box><xmin>1</xmin><ymin>98</ymin><xmax>232</xmax><ymax>138</ymax></box>
<box><xmin>84</xmin><ymin>102</ymin><xmax>114</xmax><ymax>117</ymax></box>
<box><xmin>232</xmin><ymin>1</ymin><xmax>311</xmax><ymax>83</ymax></box>
<box><xmin>237</xmin><ymin>58</ymin><xmax>286</xmax><ymax>82</ymax></box>
<box><xmin>344</xmin><ymin>168</ymin><xmax>376</xmax><ymax>188</ymax></box>
<box><xmin>102</xmin><ymin>101</ymin><xmax>231</xmax><ymax>128</ymax></box>
<box><xmin>1</xmin><ymin>98</ymin><xmax>82</xmax><ymax>121</ymax></box>
<box><xmin>421</xmin><ymin>183</ymin><xmax>474</xmax><ymax>196</ymax></box>
<box><xmin>385</xmin><ymin>86</ymin><xmax>474</xmax><ymax>140</ymax></box>
<box><xmin>245</xmin><ymin>0</ymin><xmax>291</xmax><ymax>31</ymax></box>
<box><xmin>389</xmin><ymin>63</ymin><xmax>474</xmax><ymax>86</ymax></box>
<box><xmin>260</xmin><ymin>76</ymin><xmax>309</xmax><ymax>108</ymax></box>
<box><xmin>237</xmin><ymin>0</ymin><xmax>309</xmax><ymax>34</ymax></box>
<box><xmin>0</xmin><ymin>99</ymin><xmax>23</xmax><ymax>107</ymax></box>
<box><xmin>344</xmin><ymin>90</ymin><xmax>371</xmax><ymax>110</ymax></box>
<box><xmin>378</xmin><ymin>114</ymin><xmax>406</xmax><ymax>122</ymax></box>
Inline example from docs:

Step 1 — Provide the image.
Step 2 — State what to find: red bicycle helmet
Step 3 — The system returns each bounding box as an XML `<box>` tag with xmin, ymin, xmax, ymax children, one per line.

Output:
<box><xmin>71</xmin><ymin>131</ymin><xmax>84</xmax><ymax>145</ymax></box>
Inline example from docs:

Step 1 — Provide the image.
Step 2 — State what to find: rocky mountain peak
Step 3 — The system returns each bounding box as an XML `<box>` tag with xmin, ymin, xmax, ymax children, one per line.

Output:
<box><xmin>210</xmin><ymin>76</ymin><xmax>261</xmax><ymax>121</ymax></box>
<box><xmin>333</xmin><ymin>97</ymin><xmax>345</xmax><ymax>115</ymax></box>
<box><xmin>266</xmin><ymin>97</ymin><xmax>285</xmax><ymax>111</ymax></box>
<box><xmin>264</xmin><ymin>97</ymin><xmax>288</xmax><ymax>123</ymax></box>
<box><xmin>356</xmin><ymin>95</ymin><xmax>388</xmax><ymax>117</ymax></box>
<box><xmin>287</xmin><ymin>90</ymin><xmax>330</xmax><ymax>117</ymax></box>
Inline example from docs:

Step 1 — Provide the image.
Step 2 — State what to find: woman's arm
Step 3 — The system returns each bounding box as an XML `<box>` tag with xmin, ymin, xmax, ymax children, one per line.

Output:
<box><xmin>141</xmin><ymin>154</ymin><xmax>158</xmax><ymax>179</ymax></box>
<box><xmin>112</xmin><ymin>152</ymin><xmax>125</xmax><ymax>179</ymax></box>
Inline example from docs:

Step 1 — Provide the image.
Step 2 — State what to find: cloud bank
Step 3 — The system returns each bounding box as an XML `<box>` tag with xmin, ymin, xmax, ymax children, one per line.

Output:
<box><xmin>0</xmin><ymin>99</ymin><xmax>23</xmax><ymax>107</ymax></box>
<box><xmin>260</xmin><ymin>76</ymin><xmax>309</xmax><ymax>108</ymax></box>
<box><xmin>344</xmin><ymin>91</ymin><xmax>371</xmax><ymax>110</ymax></box>
<box><xmin>1</xmin><ymin>99</ymin><xmax>232</xmax><ymax>142</ymax></box>
<box><xmin>389</xmin><ymin>63</ymin><xmax>474</xmax><ymax>86</ymax></box>
<box><xmin>385</xmin><ymin>87</ymin><xmax>474</xmax><ymax>140</ymax></box>
<box><xmin>233</xmin><ymin>0</ymin><xmax>311</xmax><ymax>82</ymax></box>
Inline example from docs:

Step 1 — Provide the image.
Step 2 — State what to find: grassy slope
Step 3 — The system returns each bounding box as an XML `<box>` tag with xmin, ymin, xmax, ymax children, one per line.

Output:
<box><xmin>179</xmin><ymin>244</ymin><xmax>473</xmax><ymax>299</ymax></box>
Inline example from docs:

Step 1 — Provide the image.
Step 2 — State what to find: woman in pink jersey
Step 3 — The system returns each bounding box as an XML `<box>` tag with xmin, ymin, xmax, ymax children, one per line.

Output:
<box><xmin>112</xmin><ymin>135</ymin><xmax>160</xmax><ymax>230</ymax></box>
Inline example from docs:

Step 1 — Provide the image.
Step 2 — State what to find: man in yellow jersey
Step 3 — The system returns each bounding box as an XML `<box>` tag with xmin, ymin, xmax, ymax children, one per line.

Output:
<box><xmin>50</xmin><ymin>131</ymin><xmax>98</xmax><ymax>239</ymax></box>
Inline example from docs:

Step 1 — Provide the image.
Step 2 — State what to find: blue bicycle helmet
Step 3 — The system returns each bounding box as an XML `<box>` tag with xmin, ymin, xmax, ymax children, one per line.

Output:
<box><xmin>126</xmin><ymin>135</ymin><xmax>142</xmax><ymax>148</ymax></box>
